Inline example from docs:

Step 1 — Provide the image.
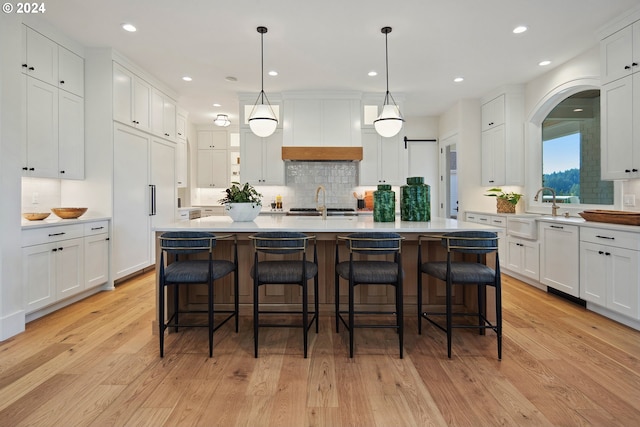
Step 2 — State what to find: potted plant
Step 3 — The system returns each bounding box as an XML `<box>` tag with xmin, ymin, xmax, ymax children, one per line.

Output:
<box><xmin>484</xmin><ymin>187</ymin><xmax>523</xmax><ymax>213</ymax></box>
<box><xmin>219</xmin><ymin>182</ymin><xmax>263</xmax><ymax>221</ymax></box>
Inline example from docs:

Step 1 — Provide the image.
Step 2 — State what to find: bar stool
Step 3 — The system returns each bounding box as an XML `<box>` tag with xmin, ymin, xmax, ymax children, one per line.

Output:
<box><xmin>158</xmin><ymin>232</ymin><xmax>238</xmax><ymax>357</ymax></box>
<box><xmin>249</xmin><ymin>232</ymin><xmax>319</xmax><ymax>358</ymax></box>
<box><xmin>335</xmin><ymin>232</ymin><xmax>404</xmax><ymax>358</ymax></box>
<box><xmin>418</xmin><ymin>231</ymin><xmax>502</xmax><ymax>359</ymax></box>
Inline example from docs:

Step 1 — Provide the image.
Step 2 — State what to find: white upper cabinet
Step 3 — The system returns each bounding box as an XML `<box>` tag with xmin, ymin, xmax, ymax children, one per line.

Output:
<box><xmin>58</xmin><ymin>90</ymin><xmax>85</xmax><ymax>179</ymax></box>
<box><xmin>23</xmin><ymin>26</ymin><xmax>58</xmax><ymax>86</ymax></box>
<box><xmin>57</xmin><ymin>46</ymin><xmax>84</xmax><ymax>97</ymax></box>
<box><xmin>601</xmin><ymin>20</ymin><xmax>640</xmax><ymax>85</ymax></box>
<box><xmin>25</xmin><ymin>77</ymin><xmax>59</xmax><ymax>178</ymax></box>
<box><xmin>481</xmin><ymin>94</ymin><xmax>505</xmax><ymax>132</ymax></box>
<box><xmin>480</xmin><ymin>86</ymin><xmax>524</xmax><ymax>186</ymax></box>
<box><xmin>240</xmin><ymin>129</ymin><xmax>285</xmax><ymax>185</ymax></box>
<box><xmin>113</xmin><ymin>62</ymin><xmax>152</xmax><ymax>131</ymax></box>
<box><xmin>23</xmin><ymin>26</ymin><xmax>84</xmax><ymax>97</ymax></box>
<box><xmin>359</xmin><ymin>130</ymin><xmax>404</xmax><ymax>186</ymax></box>
<box><xmin>197</xmin><ymin>130</ymin><xmax>227</xmax><ymax>150</ymax></box>
<box><xmin>282</xmin><ymin>95</ymin><xmax>361</xmax><ymax>147</ymax></box>
<box><xmin>151</xmin><ymin>88</ymin><xmax>177</xmax><ymax>140</ymax></box>
<box><xmin>176</xmin><ymin>110</ymin><xmax>187</xmax><ymax>142</ymax></box>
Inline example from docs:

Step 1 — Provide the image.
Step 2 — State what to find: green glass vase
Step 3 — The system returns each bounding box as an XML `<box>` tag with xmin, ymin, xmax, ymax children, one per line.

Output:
<box><xmin>400</xmin><ymin>177</ymin><xmax>430</xmax><ymax>221</ymax></box>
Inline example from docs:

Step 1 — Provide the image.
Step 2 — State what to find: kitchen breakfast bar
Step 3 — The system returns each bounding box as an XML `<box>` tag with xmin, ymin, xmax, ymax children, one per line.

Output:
<box><xmin>153</xmin><ymin>215</ymin><xmax>500</xmax><ymax>322</ymax></box>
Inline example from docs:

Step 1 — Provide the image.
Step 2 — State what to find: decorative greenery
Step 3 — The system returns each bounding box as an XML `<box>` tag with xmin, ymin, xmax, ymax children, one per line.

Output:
<box><xmin>484</xmin><ymin>187</ymin><xmax>523</xmax><ymax>206</ymax></box>
<box><xmin>219</xmin><ymin>182</ymin><xmax>262</xmax><ymax>206</ymax></box>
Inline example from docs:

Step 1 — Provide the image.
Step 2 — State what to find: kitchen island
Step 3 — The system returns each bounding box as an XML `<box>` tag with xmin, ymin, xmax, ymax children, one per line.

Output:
<box><xmin>153</xmin><ymin>215</ymin><xmax>500</xmax><ymax>322</ymax></box>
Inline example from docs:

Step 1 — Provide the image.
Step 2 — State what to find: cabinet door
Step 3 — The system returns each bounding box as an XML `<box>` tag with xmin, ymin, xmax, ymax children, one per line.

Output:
<box><xmin>113</xmin><ymin>62</ymin><xmax>133</xmax><ymax>125</ymax></box>
<box><xmin>481</xmin><ymin>94</ymin><xmax>505</xmax><ymax>131</ymax></box>
<box><xmin>359</xmin><ymin>131</ymin><xmax>379</xmax><ymax>185</ymax></box>
<box><xmin>262</xmin><ymin>129</ymin><xmax>285</xmax><ymax>185</ymax></box>
<box><xmin>379</xmin><ymin>134</ymin><xmax>403</xmax><ymax>185</ymax></box>
<box><xmin>601</xmin><ymin>76</ymin><xmax>635</xmax><ymax>179</ymax></box>
<box><xmin>580</xmin><ymin>242</ymin><xmax>608</xmax><ymax>305</ymax></box>
<box><xmin>163</xmin><ymin>99</ymin><xmax>177</xmax><ymax>139</ymax></box>
<box><xmin>176</xmin><ymin>112</ymin><xmax>187</xmax><ymax>141</ymax></box>
<box><xmin>85</xmin><ymin>234</ymin><xmax>109</xmax><ymax>289</ymax></box>
<box><xmin>57</xmin><ymin>45</ymin><xmax>84</xmax><ymax>97</ymax></box>
<box><xmin>601</xmin><ymin>25</ymin><xmax>634</xmax><ymax>85</ymax></box>
<box><xmin>58</xmin><ymin>90</ymin><xmax>84</xmax><ymax>179</ymax></box>
<box><xmin>522</xmin><ymin>240</ymin><xmax>540</xmax><ymax>281</ymax></box>
<box><xmin>26</xmin><ymin>77</ymin><xmax>58</xmax><ymax>178</ymax></box>
<box><xmin>113</xmin><ymin>125</ymin><xmax>151</xmax><ymax>280</ymax></box>
<box><xmin>56</xmin><ymin>237</ymin><xmax>84</xmax><ymax>300</ymax></box>
<box><xmin>150</xmin><ymin>139</ymin><xmax>176</xmax><ymax>263</ymax></box>
<box><xmin>241</xmin><ymin>131</ymin><xmax>265</xmax><ymax>184</ymax></box>
<box><xmin>540</xmin><ymin>224</ymin><xmax>579</xmax><ymax>297</ymax></box>
<box><xmin>176</xmin><ymin>140</ymin><xmax>187</xmax><ymax>188</ymax></box>
<box><xmin>25</xmin><ymin>27</ymin><xmax>57</xmax><ymax>86</ymax></box>
<box><xmin>481</xmin><ymin>125</ymin><xmax>506</xmax><ymax>186</ymax></box>
<box><xmin>609</xmin><ymin>246</ymin><xmax>639</xmax><ymax>318</ymax></box>
<box><xmin>23</xmin><ymin>243</ymin><xmax>56</xmax><ymax>312</ymax></box>
<box><xmin>132</xmin><ymin>77</ymin><xmax>151</xmax><ymax>131</ymax></box>
<box><xmin>505</xmin><ymin>237</ymin><xmax>524</xmax><ymax>273</ymax></box>
<box><xmin>197</xmin><ymin>130</ymin><xmax>227</xmax><ymax>150</ymax></box>
<box><xmin>196</xmin><ymin>150</ymin><xmax>227</xmax><ymax>188</ymax></box>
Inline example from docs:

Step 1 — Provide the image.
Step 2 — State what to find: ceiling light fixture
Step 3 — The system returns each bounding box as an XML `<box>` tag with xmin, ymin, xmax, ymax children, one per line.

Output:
<box><xmin>268</xmin><ymin>70</ymin><xmax>278</xmax><ymax>76</ymax></box>
<box><xmin>513</xmin><ymin>25</ymin><xmax>527</xmax><ymax>34</ymax></box>
<box><xmin>373</xmin><ymin>26</ymin><xmax>404</xmax><ymax>138</ymax></box>
<box><xmin>248</xmin><ymin>26</ymin><xmax>278</xmax><ymax>138</ymax></box>
<box><xmin>539</xmin><ymin>60</ymin><xmax>551</xmax><ymax>66</ymax></box>
<box><xmin>213</xmin><ymin>103</ymin><xmax>221</xmax><ymax>107</ymax></box>
<box><xmin>214</xmin><ymin>114</ymin><xmax>231</xmax><ymax>127</ymax></box>
<box><xmin>182</xmin><ymin>76</ymin><xmax>192</xmax><ymax>82</ymax></box>
<box><xmin>368</xmin><ymin>71</ymin><xmax>378</xmax><ymax>77</ymax></box>
<box><xmin>454</xmin><ymin>77</ymin><xmax>464</xmax><ymax>83</ymax></box>
<box><xmin>121</xmin><ymin>23</ymin><xmax>137</xmax><ymax>32</ymax></box>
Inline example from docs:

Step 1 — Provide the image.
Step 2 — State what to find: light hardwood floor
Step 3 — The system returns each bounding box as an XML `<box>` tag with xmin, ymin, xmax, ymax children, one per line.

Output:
<box><xmin>1</xmin><ymin>272</ymin><xmax>639</xmax><ymax>426</ymax></box>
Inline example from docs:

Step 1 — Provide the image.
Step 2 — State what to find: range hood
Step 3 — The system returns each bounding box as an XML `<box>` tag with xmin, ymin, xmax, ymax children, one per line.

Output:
<box><xmin>281</xmin><ymin>146</ymin><xmax>363</xmax><ymax>161</ymax></box>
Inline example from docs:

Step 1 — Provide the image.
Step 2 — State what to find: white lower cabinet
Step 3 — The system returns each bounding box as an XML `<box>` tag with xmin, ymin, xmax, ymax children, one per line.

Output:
<box><xmin>539</xmin><ymin>222</ymin><xmax>580</xmax><ymax>297</ymax></box>
<box><xmin>505</xmin><ymin>235</ymin><xmax>539</xmax><ymax>281</ymax></box>
<box><xmin>23</xmin><ymin>221</ymin><xmax>110</xmax><ymax>314</ymax></box>
<box><xmin>580</xmin><ymin>227</ymin><xmax>640</xmax><ymax>319</ymax></box>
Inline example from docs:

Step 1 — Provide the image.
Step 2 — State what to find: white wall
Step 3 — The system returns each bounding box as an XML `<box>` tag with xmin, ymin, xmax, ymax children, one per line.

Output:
<box><xmin>0</xmin><ymin>15</ymin><xmax>26</xmax><ymax>339</ymax></box>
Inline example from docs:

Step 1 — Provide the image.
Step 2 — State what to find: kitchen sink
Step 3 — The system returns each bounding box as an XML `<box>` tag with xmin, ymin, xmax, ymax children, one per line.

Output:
<box><xmin>506</xmin><ymin>214</ymin><xmax>540</xmax><ymax>239</ymax></box>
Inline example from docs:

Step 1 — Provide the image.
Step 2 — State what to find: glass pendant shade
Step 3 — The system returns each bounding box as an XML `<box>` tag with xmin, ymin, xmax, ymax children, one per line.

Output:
<box><xmin>374</xmin><ymin>103</ymin><xmax>403</xmax><ymax>137</ymax></box>
<box><xmin>249</xmin><ymin>103</ymin><xmax>278</xmax><ymax>137</ymax></box>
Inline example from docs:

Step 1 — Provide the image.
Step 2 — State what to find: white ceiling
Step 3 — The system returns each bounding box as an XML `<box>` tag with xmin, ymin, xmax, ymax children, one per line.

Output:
<box><xmin>34</xmin><ymin>0</ymin><xmax>640</xmax><ymax>125</ymax></box>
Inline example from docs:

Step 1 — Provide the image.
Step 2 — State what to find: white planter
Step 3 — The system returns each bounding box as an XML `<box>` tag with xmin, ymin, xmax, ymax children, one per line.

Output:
<box><xmin>224</xmin><ymin>203</ymin><xmax>261</xmax><ymax>222</ymax></box>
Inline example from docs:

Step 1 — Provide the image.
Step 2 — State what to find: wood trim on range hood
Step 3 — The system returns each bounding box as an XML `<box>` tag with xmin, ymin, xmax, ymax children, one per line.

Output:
<box><xmin>281</xmin><ymin>146</ymin><xmax>363</xmax><ymax>161</ymax></box>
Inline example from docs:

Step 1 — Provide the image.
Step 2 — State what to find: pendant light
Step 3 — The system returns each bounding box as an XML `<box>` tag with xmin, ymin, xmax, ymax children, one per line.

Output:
<box><xmin>374</xmin><ymin>26</ymin><xmax>404</xmax><ymax>138</ymax></box>
<box><xmin>248</xmin><ymin>26</ymin><xmax>278</xmax><ymax>138</ymax></box>
<box><xmin>214</xmin><ymin>114</ymin><xmax>231</xmax><ymax>127</ymax></box>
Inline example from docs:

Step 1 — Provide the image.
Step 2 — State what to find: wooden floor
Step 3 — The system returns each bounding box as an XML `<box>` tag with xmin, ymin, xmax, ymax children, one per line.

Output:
<box><xmin>1</xmin><ymin>273</ymin><xmax>639</xmax><ymax>427</ymax></box>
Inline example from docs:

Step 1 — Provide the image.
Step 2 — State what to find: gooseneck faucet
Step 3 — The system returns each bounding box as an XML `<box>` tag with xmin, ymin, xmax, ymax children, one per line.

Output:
<box><xmin>315</xmin><ymin>185</ymin><xmax>327</xmax><ymax>219</ymax></box>
<box><xmin>534</xmin><ymin>187</ymin><xmax>559</xmax><ymax>216</ymax></box>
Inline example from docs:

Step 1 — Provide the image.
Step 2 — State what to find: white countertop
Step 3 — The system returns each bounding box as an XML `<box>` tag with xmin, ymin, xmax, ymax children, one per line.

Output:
<box><xmin>21</xmin><ymin>215</ymin><xmax>111</xmax><ymax>230</ymax></box>
<box><xmin>153</xmin><ymin>215</ymin><xmax>499</xmax><ymax>233</ymax></box>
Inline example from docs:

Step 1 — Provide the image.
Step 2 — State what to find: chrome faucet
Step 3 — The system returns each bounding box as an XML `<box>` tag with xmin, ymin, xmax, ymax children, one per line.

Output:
<box><xmin>315</xmin><ymin>185</ymin><xmax>327</xmax><ymax>219</ymax></box>
<box><xmin>534</xmin><ymin>187</ymin><xmax>559</xmax><ymax>216</ymax></box>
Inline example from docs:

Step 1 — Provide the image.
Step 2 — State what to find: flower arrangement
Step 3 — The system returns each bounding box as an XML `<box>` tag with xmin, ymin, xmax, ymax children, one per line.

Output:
<box><xmin>219</xmin><ymin>182</ymin><xmax>263</xmax><ymax>206</ymax></box>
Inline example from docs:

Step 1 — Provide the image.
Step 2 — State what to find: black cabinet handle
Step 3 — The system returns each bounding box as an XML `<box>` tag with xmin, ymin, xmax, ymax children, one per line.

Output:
<box><xmin>598</xmin><ymin>251</ymin><xmax>604</xmax><ymax>255</ymax></box>
<box><xmin>58</xmin><ymin>247</ymin><xmax>63</xmax><ymax>251</ymax></box>
<box><xmin>605</xmin><ymin>252</ymin><xmax>611</xmax><ymax>256</ymax></box>
<box><xmin>22</xmin><ymin>63</ymin><xmax>28</xmax><ymax>68</ymax></box>
<box><xmin>625</xmin><ymin>65</ymin><xmax>632</xmax><ymax>70</ymax></box>
<box><xmin>633</xmin><ymin>62</ymin><xmax>639</xmax><ymax>67</ymax></box>
<box><xmin>29</xmin><ymin>167</ymin><xmax>34</xmax><ymax>171</ymax></box>
<box><xmin>91</xmin><ymin>226</ymin><xmax>104</xmax><ymax>231</ymax></box>
<box><xmin>488</xmin><ymin>122</ymin><xmax>494</xmax><ymax>126</ymax></box>
<box><xmin>60</xmin><ymin>170</ymin><xmax>65</xmax><ymax>174</ymax></box>
<box><xmin>633</xmin><ymin>169</ymin><xmax>638</xmax><ymax>172</ymax></box>
<box><xmin>550</xmin><ymin>225</ymin><xmax>564</xmax><ymax>229</ymax></box>
<box><xmin>60</xmin><ymin>80</ymin><xmax>65</xmax><ymax>84</ymax></box>
<box><xmin>28</xmin><ymin>66</ymin><xmax>34</xmax><ymax>71</ymax></box>
<box><xmin>105</xmin><ymin>237</ymin><xmax>110</xmax><ymax>241</ymax></box>
<box><xmin>596</xmin><ymin>235</ymin><xmax>614</xmax><ymax>240</ymax></box>
<box><xmin>48</xmin><ymin>232</ymin><xmax>66</xmax><ymax>236</ymax></box>
<box><xmin>52</xmin><ymin>248</ymin><xmax>57</xmax><ymax>252</ymax></box>
<box><xmin>22</xmin><ymin>167</ymin><xmax>28</xmax><ymax>170</ymax></box>
<box><xmin>626</xmin><ymin>169</ymin><xmax>631</xmax><ymax>173</ymax></box>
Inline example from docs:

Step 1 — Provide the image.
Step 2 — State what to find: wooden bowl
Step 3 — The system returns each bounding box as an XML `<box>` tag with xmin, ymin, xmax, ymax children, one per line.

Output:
<box><xmin>22</xmin><ymin>212</ymin><xmax>51</xmax><ymax>221</ymax></box>
<box><xmin>51</xmin><ymin>207</ymin><xmax>87</xmax><ymax>219</ymax></box>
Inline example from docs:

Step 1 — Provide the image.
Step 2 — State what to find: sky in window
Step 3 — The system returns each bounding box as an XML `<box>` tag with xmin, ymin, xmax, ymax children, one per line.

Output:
<box><xmin>543</xmin><ymin>133</ymin><xmax>580</xmax><ymax>173</ymax></box>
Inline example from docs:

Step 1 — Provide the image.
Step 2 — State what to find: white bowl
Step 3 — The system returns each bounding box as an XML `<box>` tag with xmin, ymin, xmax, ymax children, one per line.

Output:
<box><xmin>224</xmin><ymin>203</ymin><xmax>261</xmax><ymax>221</ymax></box>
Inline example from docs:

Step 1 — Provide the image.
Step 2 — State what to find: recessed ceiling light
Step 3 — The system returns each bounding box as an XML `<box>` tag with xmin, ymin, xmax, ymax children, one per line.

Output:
<box><xmin>573</xmin><ymin>108</ymin><xmax>584</xmax><ymax>112</ymax></box>
<box><xmin>539</xmin><ymin>60</ymin><xmax>551</xmax><ymax>66</ymax></box>
<box><xmin>121</xmin><ymin>23</ymin><xmax>137</xmax><ymax>32</ymax></box>
<box><xmin>454</xmin><ymin>77</ymin><xmax>464</xmax><ymax>83</ymax></box>
<box><xmin>513</xmin><ymin>25</ymin><xmax>528</xmax><ymax>34</ymax></box>
<box><xmin>368</xmin><ymin>71</ymin><xmax>378</xmax><ymax>77</ymax></box>
<box><xmin>225</xmin><ymin>76</ymin><xmax>238</xmax><ymax>82</ymax></box>
<box><xmin>268</xmin><ymin>70</ymin><xmax>278</xmax><ymax>76</ymax></box>
<box><xmin>213</xmin><ymin>103</ymin><xmax>221</xmax><ymax>107</ymax></box>
<box><xmin>182</xmin><ymin>76</ymin><xmax>192</xmax><ymax>82</ymax></box>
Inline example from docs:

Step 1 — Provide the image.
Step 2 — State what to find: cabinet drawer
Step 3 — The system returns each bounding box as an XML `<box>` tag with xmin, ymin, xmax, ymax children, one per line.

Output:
<box><xmin>490</xmin><ymin>216</ymin><xmax>507</xmax><ymax>228</ymax></box>
<box><xmin>580</xmin><ymin>226</ymin><xmax>640</xmax><ymax>251</ymax></box>
<box><xmin>22</xmin><ymin>224</ymin><xmax>84</xmax><ymax>247</ymax></box>
<box><xmin>84</xmin><ymin>221</ymin><xmax>110</xmax><ymax>236</ymax></box>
